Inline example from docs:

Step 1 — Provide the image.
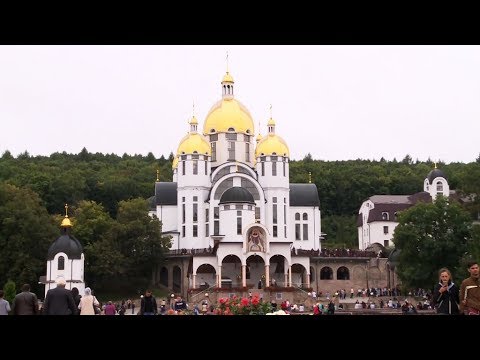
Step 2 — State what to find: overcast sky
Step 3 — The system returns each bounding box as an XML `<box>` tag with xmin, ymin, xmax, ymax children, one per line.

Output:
<box><xmin>1</xmin><ymin>45</ymin><xmax>479</xmax><ymax>163</ymax></box>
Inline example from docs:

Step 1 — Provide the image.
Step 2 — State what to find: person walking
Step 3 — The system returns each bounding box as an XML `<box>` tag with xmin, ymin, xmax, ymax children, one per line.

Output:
<box><xmin>71</xmin><ymin>287</ymin><xmax>82</xmax><ymax>315</ymax></box>
<box><xmin>0</xmin><ymin>290</ymin><xmax>11</xmax><ymax>315</ymax></box>
<box><xmin>432</xmin><ymin>267</ymin><xmax>459</xmax><ymax>314</ymax></box>
<box><xmin>459</xmin><ymin>261</ymin><xmax>480</xmax><ymax>315</ymax></box>
<box><xmin>42</xmin><ymin>277</ymin><xmax>77</xmax><ymax>315</ymax></box>
<box><xmin>78</xmin><ymin>287</ymin><xmax>100</xmax><ymax>315</ymax></box>
<box><xmin>12</xmin><ymin>284</ymin><xmax>39</xmax><ymax>315</ymax></box>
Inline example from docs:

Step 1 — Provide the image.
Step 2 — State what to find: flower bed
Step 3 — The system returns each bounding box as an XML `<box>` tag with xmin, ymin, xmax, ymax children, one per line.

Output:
<box><xmin>215</xmin><ymin>294</ymin><xmax>273</xmax><ymax>315</ymax></box>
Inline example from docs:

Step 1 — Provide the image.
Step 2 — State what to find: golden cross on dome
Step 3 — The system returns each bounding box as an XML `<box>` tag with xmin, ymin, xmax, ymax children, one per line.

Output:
<box><xmin>156</xmin><ymin>169</ymin><xmax>160</xmax><ymax>182</ymax></box>
<box><xmin>64</xmin><ymin>203</ymin><xmax>69</xmax><ymax>217</ymax></box>
<box><xmin>434</xmin><ymin>162</ymin><xmax>437</xmax><ymax>169</ymax></box>
<box><xmin>226</xmin><ymin>51</ymin><xmax>229</xmax><ymax>73</ymax></box>
<box><xmin>308</xmin><ymin>172</ymin><xmax>312</xmax><ymax>184</ymax></box>
<box><xmin>270</xmin><ymin>104</ymin><xmax>273</xmax><ymax>119</ymax></box>
<box><xmin>192</xmin><ymin>100</ymin><xmax>195</xmax><ymax>117</ymax></box>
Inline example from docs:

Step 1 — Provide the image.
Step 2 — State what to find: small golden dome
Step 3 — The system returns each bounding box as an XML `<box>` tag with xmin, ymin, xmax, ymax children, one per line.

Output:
<box><xmin>256</xmin><ymin>133</ymin><xmax>263</xmax><ymax>142</ymax></box>
<box><xmin>222</xmin><ymin>72</ymin><xmax>234</xmax><ymax>83</ymax></box>
<box><xmin>255</xmin><ymin>134</ymin><xmax>290</xmax><ymax>158</ymax></box>
<box><xmin>177</xmin><ymin>133</ymin><xmax>211</xmax><ymax>156</ymax></box>
<box><xmin>267</xmin><ymin>117</ymin><xmax>275</xmax><ymax>126</ymax></box>
<box><xmin>172</xmin><ymin>156</ymin><xmax>179</xmax><ymax>169</ymax></box>
<box><xmin>190</xmin><ymin>116</ymin><xmax>198</xmax><ymax>125</ymax></box>
<box><xmin>61</xmin><ymin>216</ymin><xmax>72</xmax><ymax>228</ymax></box>
<box><xmin>203</xmin><ymin>98</ymin><xmax>254</xmax><ymax>135</ymax></box>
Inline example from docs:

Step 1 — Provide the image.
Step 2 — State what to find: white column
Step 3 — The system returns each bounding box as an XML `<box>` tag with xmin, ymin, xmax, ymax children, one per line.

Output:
<box><xmin>265</xmin><ymin>265</ymin><xmax>270</xmax><ymax>288</ymax></box>
<box><xmin>242</xmin><ymin>265</ymin><xmax>246</xmax><ymax>287</ymax></box>
<box><xmin>217</xmin><ymin>266</ymin><xmax>222</xmax><ymax>287</ymax></box>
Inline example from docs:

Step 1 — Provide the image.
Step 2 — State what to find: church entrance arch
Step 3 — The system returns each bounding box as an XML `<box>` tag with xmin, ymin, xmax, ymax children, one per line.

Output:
<box><xmin>246</xmin><ymin>254</ymin><xmax>265</xmax><ymax>288</ymax></box>
<box><xmin>173</xmin><ymin>266</ymin><xmax>181</xmax><ymax>293</ymax></box>
<box><xmin>291</xmin><ymin>263</ymin><xmax>307</xmax><ymax>287</ymax></box>
<box><xmin>160</xmin><ymin>267</ymin><xmax>168</xmax><ymax>287</ymax></box>
<box><xmin>269</xmin><ymin>254</ymin><xmax>286</xmax><ymax>287</ymax></box>
<box><xmin>196</xmin><ymin>264</ymin><xmax>216</xmax><ymax>289</ymax></box>
<box><xmin>221</xmin><ymin>255</ymin><xmax>242</xmax><ymax>287</ymax></box>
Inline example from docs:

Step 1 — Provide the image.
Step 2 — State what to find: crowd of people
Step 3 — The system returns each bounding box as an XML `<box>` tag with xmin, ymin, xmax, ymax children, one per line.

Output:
<box><xmin>1</xmin><ymin>261</ymin><xmax>479</xmax><ymax>315</ymax></box>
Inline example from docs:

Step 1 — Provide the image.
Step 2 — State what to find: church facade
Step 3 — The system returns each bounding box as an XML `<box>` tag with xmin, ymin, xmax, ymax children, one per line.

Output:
<box><xmin>357</xmin><ymin>167</ymin><xmax>451</xmax><ymax>251</ymax></box>
<box><xmin>40</xmin><ymin>206</ymin><xmax>85</xmax><ymax>298</ymax></box>
<box><xmin>150</xmin><ymin>71</ymin><xmax>390</xmax><ymax>299</ymax></box>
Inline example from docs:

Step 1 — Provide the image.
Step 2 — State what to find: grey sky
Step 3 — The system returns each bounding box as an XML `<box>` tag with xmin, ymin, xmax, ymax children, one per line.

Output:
<box><xmin>1</xmin><ymin>45</ymin><xmax>479</xmax><ymax>163</ymax></box>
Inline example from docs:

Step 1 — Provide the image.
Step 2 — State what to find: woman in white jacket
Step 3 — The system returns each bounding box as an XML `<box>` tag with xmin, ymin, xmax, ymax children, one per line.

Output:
<box><xmin>78</xmin><ymin>287</ymin><xmax>100</xmax><ymax>315</ymax></box>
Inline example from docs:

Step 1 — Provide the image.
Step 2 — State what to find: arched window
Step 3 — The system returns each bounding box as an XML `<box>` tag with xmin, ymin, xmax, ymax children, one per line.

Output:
<box><xmin>382</xmin><ymin>212</ymin><xmax>389</xmax><ymax>221</ymax></box>
<box><xmin>436</xmin><ymin>182</ymin><xmax>443</xmax><ymax>192</ymax></box>
<box><xmin>303</xmin><ymin>213</ymin><xmax>308</xmax><ymax>220</ymax></box>
<box><xmin>320</xmin><ymin>267</ymin><xmax>333</xmax><ymax>280</ymax></box>
<box><xmin>58</xmin><ymin>256</ymin><xmax>65</xmax><ymax>270</ymax></box>
<box><xmin>337</xmin><ymin>266</ymin><xmax>350</xmax><ymax>280</ymax></box>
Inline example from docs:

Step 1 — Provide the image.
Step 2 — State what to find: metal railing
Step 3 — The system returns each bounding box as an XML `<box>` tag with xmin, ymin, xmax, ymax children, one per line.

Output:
<box><xmin>189</xmin><ymin>285</ymin><xmax>216</xmax><ymax>303</ymax></box>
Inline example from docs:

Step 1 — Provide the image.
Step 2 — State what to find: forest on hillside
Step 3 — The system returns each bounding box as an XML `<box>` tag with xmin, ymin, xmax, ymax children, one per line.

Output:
<box><xmin>1</xmin><ymin>148</ymin><xmax>479</xmax><ymax>294</ymax></box>
<box><xmin>1</xmin><ymin>148</ymin><xmax>479</xmax><ymax>248</ymax></box>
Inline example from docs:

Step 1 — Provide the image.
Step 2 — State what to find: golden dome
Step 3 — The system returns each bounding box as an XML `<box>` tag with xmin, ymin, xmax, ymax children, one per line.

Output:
<box><xmin>172</xmin><ymin>156</ymin><xmax>179</xmax><ymax>169</ymax></box>
<box><xmin>177</xmin><ymin>132</ymin><xmax>211</xmax><ymax>156</ymax></box>
<box><xmin>255</xmin><ymin>134</ymin><xmax>290</xmax><ymax>158</ymax></box>
<box><xmin>190</xmin><ymin>116</ymin><xmax>198</xmax><ymax>125</ymax></box>
<box><xmin>256</xmin><ymin>133</ymin><xmax>263</xmax><ymax>142</ymax></box>
<box><xmin>61</xmin><ymin>216</ymin><xmax>72</xmax><ymax>228</ymax></box>
<box><xmin>203</xmin><ymin>99</ymin><xmax>254</xmax><ymax>135</ymax></box>
<box><xmin>222</xmin><ymin>72</ymin><xmax>234</xmax><ymax>83</ymax></box>
<box><xmin>267</xmin><ymin>117</ymin><xmax>275</xmax><ymax>126</ymax></box>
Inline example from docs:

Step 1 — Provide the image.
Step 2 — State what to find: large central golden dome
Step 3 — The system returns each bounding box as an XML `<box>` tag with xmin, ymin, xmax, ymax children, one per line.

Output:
<box><xmin>203</xmin><ymin>98</ymin><xmax>255</xmax><ymax>135</ymax></box>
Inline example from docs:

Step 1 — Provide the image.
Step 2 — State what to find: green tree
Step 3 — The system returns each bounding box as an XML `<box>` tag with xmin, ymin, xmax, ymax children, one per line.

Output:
<box><xmin>393</xmin><ymin>196</ymin><xmax>472</xmax><ymax>289</ymax></box>
<box><xmin>3</xmin><ymin>279</ymin><xmax>16</xmax><ymax>305</ymax></box>
<box><xmin>461</xmin><ymin>224</ymin><xmax>480</xmax><ymax>273</ymax></box>
<box><xmin>71</xmin><ymin>200</ymin><xmax>114</xmax><ymax>247</ymax></box>
<box><xmin>115</xmin><ymin>198</ymin><xmax>171</xmax><ymax>279</ymax></box>
<box><xmin>84</xmin><ymin>237</ymin><xmax>125</xmax><ymax>286</ymax></box>
<box><xmin>0</xmin><ymin>183</ymin><xmax>58</xmax><ymax>295</ymax></box>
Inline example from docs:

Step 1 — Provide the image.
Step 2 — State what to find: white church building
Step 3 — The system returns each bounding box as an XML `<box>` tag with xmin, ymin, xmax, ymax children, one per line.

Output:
<box><xmin>40</xmin><ymin>205</ymin><xmax>85</xmax><ymax>298</ymax></box>
<box><xmin>357</xmin><ymin>166</ymin><xmax>452</xmax><ymax>250</ymax></box>
<box><xmin>149</xmin><ymin>70</ymin><xmax>324</xmax><ymax>296</ymax></box>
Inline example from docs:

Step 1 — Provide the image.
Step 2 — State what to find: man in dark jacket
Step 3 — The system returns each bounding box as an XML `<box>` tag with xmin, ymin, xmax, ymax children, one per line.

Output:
<box><xmin>140</xmin><ymin>290</ymin><xmax>157</xmax><ymax>315</ymax></box>
<box><xmin>12</xmin><ymin>284</ymin><xmax>39</xmax><ymax>315</ymax></box>
<box><xmin>42</xmin><ymin>277</ymin><xmax>77</xmax><ymax>315</ymax></box>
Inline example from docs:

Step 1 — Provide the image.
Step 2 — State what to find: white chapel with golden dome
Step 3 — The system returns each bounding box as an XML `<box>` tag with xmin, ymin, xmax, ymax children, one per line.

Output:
<box><xmin>150</xmin><ymin>70</ymin><xmax>323</xmax><ymax>297</ymax></box>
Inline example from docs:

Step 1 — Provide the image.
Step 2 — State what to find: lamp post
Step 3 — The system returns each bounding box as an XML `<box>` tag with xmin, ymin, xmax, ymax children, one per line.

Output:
<box><xmin>365</xmin><ymin>260</ymin><xmax>369</xmax><ymax>290</ymax></box>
